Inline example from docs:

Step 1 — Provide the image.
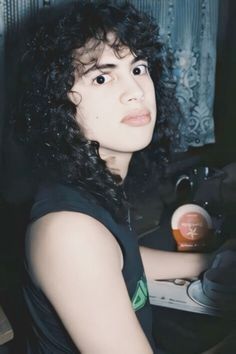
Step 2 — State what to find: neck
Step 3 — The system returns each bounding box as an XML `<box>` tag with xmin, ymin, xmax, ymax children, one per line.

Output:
<box><xmin>99</xmin><ymin>148</ymin><xmax>132</xmax><ymax>181</ymax></box>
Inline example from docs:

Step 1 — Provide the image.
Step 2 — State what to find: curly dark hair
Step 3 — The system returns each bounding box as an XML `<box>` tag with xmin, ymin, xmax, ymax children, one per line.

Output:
<box><xmin>14</xmin><ymin>0</ymin><xmax>179</xmax><ymax>221</ymax></box>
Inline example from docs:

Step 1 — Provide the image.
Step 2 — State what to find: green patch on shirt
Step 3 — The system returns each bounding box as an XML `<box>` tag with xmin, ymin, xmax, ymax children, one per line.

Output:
<box><xmin>132</xmin><ymin>275</ymin><xmax>148</xmax><ymax>311</ymax></box>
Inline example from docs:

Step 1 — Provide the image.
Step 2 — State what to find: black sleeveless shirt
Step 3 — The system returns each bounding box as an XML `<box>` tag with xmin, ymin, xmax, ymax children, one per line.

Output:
<box><xmin>23</xmin><ymin>183</ymin><xmax>157</xmax><ymax>353</ymax></box>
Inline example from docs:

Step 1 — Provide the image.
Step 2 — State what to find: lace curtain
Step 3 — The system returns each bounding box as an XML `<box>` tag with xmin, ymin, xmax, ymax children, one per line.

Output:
<box><xmin>120</xmin><ymin>0</ymin><xmax>219</xmax><ymax>151</ymax></box>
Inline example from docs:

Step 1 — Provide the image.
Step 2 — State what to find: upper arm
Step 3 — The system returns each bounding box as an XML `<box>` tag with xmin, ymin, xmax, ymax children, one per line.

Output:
<box><xmin>27</xmin><ymin>212</ymin><xmax>153</xmax><ymax>354</ymax></box>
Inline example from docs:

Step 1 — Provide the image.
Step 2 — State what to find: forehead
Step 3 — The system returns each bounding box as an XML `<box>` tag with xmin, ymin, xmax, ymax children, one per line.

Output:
<box><xmin>73</xmin><ymin>34</ymin><xmax>133</xmax><ymax>74</ymax></box>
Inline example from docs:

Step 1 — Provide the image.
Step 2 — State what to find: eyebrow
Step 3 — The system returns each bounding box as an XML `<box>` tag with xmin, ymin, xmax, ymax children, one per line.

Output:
<box><xmin>83</xmin><ymin>55</ymin><xmax>147</xmax><ymax>76</ymax></box>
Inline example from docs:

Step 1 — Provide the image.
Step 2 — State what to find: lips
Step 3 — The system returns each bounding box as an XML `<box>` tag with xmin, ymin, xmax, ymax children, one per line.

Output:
<box><xmin>121</xmin><ymin>110</ymin><xmax>151</xmax><ymax>127</ymax></box>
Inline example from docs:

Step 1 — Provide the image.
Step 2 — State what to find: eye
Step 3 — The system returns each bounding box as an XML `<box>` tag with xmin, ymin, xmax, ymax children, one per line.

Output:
<box><xmin>93</xmin><ymin>74</ymin><xmax>111</xmax><ymax>85</ymax></box>
<box><xmin>133</xmin><ymin>64</ymin><xmax>149</xmax><ymax>76</ymax></box>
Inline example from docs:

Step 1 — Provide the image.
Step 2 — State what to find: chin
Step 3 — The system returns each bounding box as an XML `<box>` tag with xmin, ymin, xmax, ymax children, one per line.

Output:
<box><xmin>125</xmin><ymin>138</ymin><xmax>153</xmax><ymax>152</ymax></box>
<box><xmin>136</xmin><ymin>133</ymin><xmax>154</xmax><ymax>149</ymax></box>
<box><xmin>135</xmin><ymin>141</ymin><xmax>152</xmax><ymax>151</ymax></box>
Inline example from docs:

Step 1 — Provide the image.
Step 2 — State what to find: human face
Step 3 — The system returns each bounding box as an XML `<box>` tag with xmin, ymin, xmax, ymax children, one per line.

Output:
<box><xmin>70</xmin><ymin>41</ymin><xmax>157</xmax><ymax>159</ymax></box>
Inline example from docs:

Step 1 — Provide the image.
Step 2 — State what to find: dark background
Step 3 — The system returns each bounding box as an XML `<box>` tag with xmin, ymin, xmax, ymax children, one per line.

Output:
<box><xmin>0</xmin><ymin>0</ymin><xmax>235</xmax><ymax>353</ymax></box>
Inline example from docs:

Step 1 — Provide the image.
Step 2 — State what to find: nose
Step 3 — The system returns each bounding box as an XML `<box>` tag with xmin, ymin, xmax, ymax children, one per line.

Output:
<box><xmin>120</xmin><ymin>76</ymin><xmax>144</xmax><ymax>104</ymax></box>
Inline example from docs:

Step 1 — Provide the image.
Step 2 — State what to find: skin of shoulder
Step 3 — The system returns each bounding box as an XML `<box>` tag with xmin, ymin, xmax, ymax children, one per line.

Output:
<box><xmin>26</xmin><ymin>211</ymin><xmax>153</xmax><ymax>354</ymax></box>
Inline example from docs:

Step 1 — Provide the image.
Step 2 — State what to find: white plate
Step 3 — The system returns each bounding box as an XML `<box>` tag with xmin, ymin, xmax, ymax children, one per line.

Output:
<box><xmin>188</xmin><ymin>280</ymin><xmax>225</xmax><ymax>310</ymax></box>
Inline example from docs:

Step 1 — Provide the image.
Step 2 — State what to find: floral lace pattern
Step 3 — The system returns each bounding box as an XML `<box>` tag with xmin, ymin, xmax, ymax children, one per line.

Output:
<box><xmin>124</xmin><ymin>0</ymin><xmax>219</xmax><ymax>151</ymax></box>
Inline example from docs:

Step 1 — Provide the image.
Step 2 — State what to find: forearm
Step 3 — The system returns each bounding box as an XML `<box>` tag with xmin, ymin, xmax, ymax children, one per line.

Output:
<box><xmin>140</xmin><ymin>246</ymin><xmax>212</xmax><ymax>280</ymax></box>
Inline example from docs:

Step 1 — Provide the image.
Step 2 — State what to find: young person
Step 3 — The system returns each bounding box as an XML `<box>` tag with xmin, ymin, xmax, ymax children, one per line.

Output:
<box><xmin>14</xmin><ymin>1</ymin><xmax>212</xmax><ymax>353</ymax></box>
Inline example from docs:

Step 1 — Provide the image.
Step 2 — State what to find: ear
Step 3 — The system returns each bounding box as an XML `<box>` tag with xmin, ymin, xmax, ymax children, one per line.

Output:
<box><xmin>68</xmin><ymin>90</ymin><xmax>82</xmax><ymax>105</ymax></box>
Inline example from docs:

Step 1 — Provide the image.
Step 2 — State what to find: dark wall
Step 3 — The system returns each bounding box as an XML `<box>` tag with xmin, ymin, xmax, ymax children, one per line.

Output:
<box><xmin>213</xmin><ymin>0</ymin><xmax>236</xmax><ymax>162</ymax></box>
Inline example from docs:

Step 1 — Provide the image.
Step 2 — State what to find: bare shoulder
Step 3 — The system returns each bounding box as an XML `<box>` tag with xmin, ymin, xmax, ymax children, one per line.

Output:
<box><xmin>26</xmin><ymin>211</ymin><xmax>124</xmax><ymax>286</ymax></box>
